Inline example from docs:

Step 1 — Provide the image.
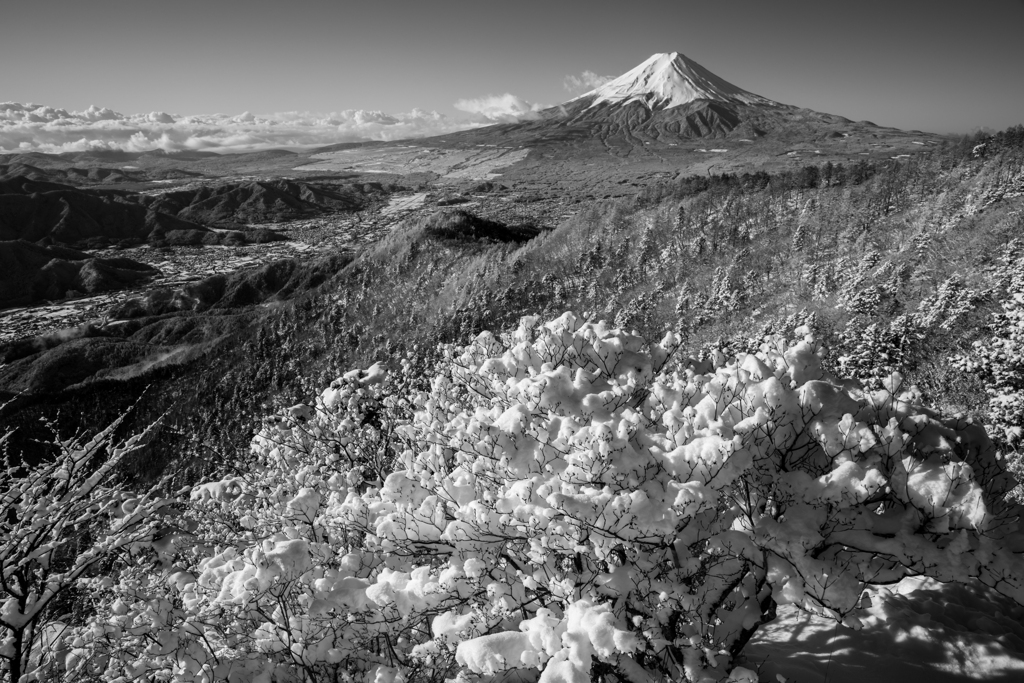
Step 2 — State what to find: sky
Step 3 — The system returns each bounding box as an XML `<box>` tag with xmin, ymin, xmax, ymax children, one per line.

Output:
<box><xmin>1</xmin><ymin>0</ymin><xmax>1022</xmax><ymax>152</ymax></box>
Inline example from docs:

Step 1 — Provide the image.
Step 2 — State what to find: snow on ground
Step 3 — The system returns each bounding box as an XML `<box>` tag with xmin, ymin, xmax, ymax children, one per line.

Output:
<box><xmin>293</xmin><ymin>146</ymin><xmax>529</xmax><ymax>181</ymax></box>
<box><xmin>741</xmin><ymin>577</ymin><xmax>1024</xmax><ymax>682</ymax></box>
<box><xmin>380</xmin><ymin>192</ymin><xmax>428</xmax><ymax>217</ymax></box>
<box><xmin>578</xmin><ymin>52</ymin><xmax>777</xmax><ymax>110</ymax></box>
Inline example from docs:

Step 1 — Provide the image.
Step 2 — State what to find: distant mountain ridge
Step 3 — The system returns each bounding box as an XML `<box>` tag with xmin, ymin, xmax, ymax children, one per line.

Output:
<box><xmin>143</xmin><ymin>179</ymin><xmax>372</xmax><ymax>228</ymax></box>
<box><xmin>0</xmin><ymin>176</ymin><xmax>214</xmax><ymax>248</ymax></box>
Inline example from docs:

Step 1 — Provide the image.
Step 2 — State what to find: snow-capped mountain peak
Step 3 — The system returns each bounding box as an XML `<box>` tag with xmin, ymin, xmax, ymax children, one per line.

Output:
<box><xmin>581</xmin><ymin>52</ymin><xmax>776</xmax><ymax>110</ymax></box>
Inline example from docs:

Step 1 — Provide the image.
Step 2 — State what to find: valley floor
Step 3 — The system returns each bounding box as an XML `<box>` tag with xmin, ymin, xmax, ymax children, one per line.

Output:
<box><xmin>0</xmin><ymin>213</ymin><xmax>381</xmax><ymax>343</ymax></box>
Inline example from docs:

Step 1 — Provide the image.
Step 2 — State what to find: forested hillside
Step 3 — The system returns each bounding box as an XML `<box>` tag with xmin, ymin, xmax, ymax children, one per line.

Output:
<box><xmin>3</xmin><ymin>129</ymin><xmax>1023</xmax><ymax>485</ymax></box>
<box><xmin>3</xmin><ymin>127</ymin><xmax>1024</xmax><ymax>682</ymax></box>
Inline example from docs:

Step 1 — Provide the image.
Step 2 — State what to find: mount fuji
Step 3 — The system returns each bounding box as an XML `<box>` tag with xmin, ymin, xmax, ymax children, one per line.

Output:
<box><xmin>551</xmin><ymin>51</ymin><xmax>797</xmax><ymax>139</ymax></box>
<box><xmin>307</xmin><ymin>52</ymin><xmax>942</xmax><ymax>189</ymax></box>
<box><xmin>574</xmin><ymin>52</ymin><xmax>776</xmax><ymax>111</ymax></box>
<box><xmin>473</xmin><ymin>51</ymin><xmax>896</xmax><ymax>148</ymax></box>
<box><xmin>565</xmin><ymin>50</ymin><xmax>778</xmax><ymax>131</ymax></box>
<box><xmin>423</xmin><ymin>52</ymin><xmax>936</xmax><ymax>153</ymax></box>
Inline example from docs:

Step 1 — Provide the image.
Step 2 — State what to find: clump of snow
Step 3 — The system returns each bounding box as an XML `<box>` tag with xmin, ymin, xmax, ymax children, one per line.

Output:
<box><xmin>190</xmin><ymin>477</ymin><xmax>245</xmax><ymax>503</ymax></box>
<box><xmin>455</xmin><ymin>599</ymin><xmax>636</xmax><ymax>680</ymax></box>
<box><xmin>456</xmin><ymin>631</ymin><xmax>535</xmax><ymax>675</ymax></box>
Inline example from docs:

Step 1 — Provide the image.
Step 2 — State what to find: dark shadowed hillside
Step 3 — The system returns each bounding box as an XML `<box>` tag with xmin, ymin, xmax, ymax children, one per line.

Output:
<box><xmin>2</xmin><ymin>132</ymin><xmax>1023</xmax><ymax>489</ymax></box>
<box><xmin>0</xmin><ymin>240</ymin><xmax>159</xmax><ymax>307</ymax></box>
<box><xmin>0</xmin><ymin>176</ymin><xmax>214</xmax><ymax>247</ymax></box>
<box><xmin>142</xmin><ymin>179</ymin><xmax>380</xmax><ymax>227</ymax></box>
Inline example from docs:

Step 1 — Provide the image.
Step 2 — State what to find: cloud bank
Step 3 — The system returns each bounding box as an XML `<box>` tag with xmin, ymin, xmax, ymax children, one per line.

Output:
<box><xmin>563</xmin><ymin>71</ymin><xmax>614</xmax><ymax>96</ymax></box>
<box><xmin>0</xmin><ymin>97</ymin><xmax>545</xmax><ymax>154</ymax></box>
<box><xmin>453</xmin><ymin>93</ymin><xmax>545</xmax><ymax>123</ymax></box>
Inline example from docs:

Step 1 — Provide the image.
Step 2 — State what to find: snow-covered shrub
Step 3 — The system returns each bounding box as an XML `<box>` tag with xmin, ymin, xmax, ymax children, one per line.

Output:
<box><xmin>69</xmin><ymin>360</ymin><xmax>422</xmax><ymax>683</ymax></box>
<box><xmin>836</xmin><ymin>273</ymin><xmax>986</xmax><ymax>388</ymax></box>
<box><xmin>79</xmin><ymin>313</ymin><xmax>1024</xmax><ymax>683</ymax></box>
<box><xmin>954</xmin><ymin>246</ymin><xmax>1024</xmax><ymax>499</ymax></box>
<box><xmin>956</xmin><ymin>249</ymin><xmax>1024</xmax><ymax>448</ymax></box>
<box><xmin>836</xmin><ymin>314</ymin><xmax>922</xmax><ymax>386</ymax></box>
<box><xmin>0</xmin><ymin>417</ymin><xmax>179</xmax><ymax>683</ymax></box>
<box><xmin>914</xmin><ymin>274</ymin><xmax>986</xmax><ymax>332</ymax></box>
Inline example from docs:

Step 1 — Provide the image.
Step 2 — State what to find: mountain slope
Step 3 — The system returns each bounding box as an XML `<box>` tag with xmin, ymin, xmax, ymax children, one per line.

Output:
<box><xmin>509</xmin><ymin>51</ymin><xmax>872</xmax><ymax>142</ymax></box>
<box><xmin>573</xmin><ymin>52</ymin><xmax>777</xmax><ymax>110</ymax></box>
<box><xmin>0</xmin><ymin>240</ymin><xmax>159</xmax><ymax>308</ymax></box>
<box><xmin>0</xmin><ymin>176</ymin><xmax>215</xmax><ymax>247</ymax></box>
<box><xmin>142</xmin><ymin>179</ymin><xmax>372</xmax><ymax>227</ymax></box>
<box><xmin>417</xmin><ymin>52</ymin><xmax>937</xmax><ymax>172</ymax></box>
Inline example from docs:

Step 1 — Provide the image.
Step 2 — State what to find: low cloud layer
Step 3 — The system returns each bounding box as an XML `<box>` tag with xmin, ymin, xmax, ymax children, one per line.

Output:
<box><xmin>0</xmin><ymin>97</ymin><xmax>545</xmax><ymax>154</ymax></box>
<box><xmin>563</xmin><ymin>71</ymin><xmax>614</xmax><ymax>96</ymax></box>
<box><xmin>453</xmin><ymin>94</ymin><xmax>545</xmax><ymax>123</ymax></box>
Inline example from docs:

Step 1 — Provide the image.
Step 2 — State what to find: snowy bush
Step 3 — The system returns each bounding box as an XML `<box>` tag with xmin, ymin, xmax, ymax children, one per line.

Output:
<box><xmin>836</xmin><ymin>273</ymin><xmax>986</xmax><ymax>388</ymax></box>
<box><xmin>954</xmin><ymin>244</ymin><xmax>1024</xmax><ymax>499</ymax></box>
<box><xmin>74</xmin><ymin>313</ymin><xmax>1024</xmax><ymax>683</ymax></box>
<box><xmin>956</xmin><ymin>250</ymin><xmax>1024</xmax><ymax>448</ymax></box>
<box><xmin>836</xmin><ymin>314</ymin><xmax>921</xmax><ymax>386</ymax></box>
<box><xmin>0</xmin><ymin>416</ymin><xmax>180</xmax><ymax>683</ymax></box>
<box><xmin>67</xmin><ymin>361</ymin><xmax>420</xmax><ymax>683</ymax></box>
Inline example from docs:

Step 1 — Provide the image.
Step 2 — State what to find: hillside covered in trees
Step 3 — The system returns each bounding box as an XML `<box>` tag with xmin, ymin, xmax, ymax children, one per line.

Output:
<box><xmin>5</xmin><ymin>129</ymin><xmax>1023</xmax><ymax>481</ymax></box>
<box><xmin>3</xmin><ymin>127</ymin><xmax>1024</xmax><ymax>682</ymax></box>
